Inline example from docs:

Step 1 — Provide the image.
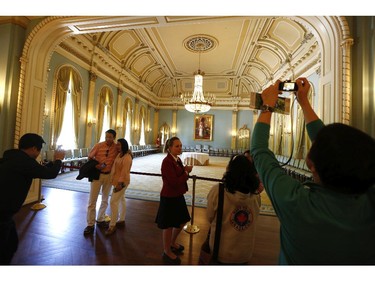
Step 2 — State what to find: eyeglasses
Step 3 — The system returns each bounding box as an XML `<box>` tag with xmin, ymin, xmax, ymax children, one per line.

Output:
<box><xmin>105</xmin><ymin>149</ymin><xmax>109</xmax><ymax>157</ymax></box>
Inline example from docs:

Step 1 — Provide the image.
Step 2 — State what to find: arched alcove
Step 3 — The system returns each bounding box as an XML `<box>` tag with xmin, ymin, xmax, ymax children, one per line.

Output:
<box><xmin>14</xmin><ymin>16</ymin><xmax>352</xmax><ymax>203</ymax></box>
<box><xmin>15</xmin><ymin>16</ymin><xmax>351</xmax><ymax>143</ymax></box>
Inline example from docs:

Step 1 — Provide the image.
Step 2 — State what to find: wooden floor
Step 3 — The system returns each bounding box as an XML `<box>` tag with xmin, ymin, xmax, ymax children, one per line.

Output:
<box><xmin>11</xmin><ymin>186</ymin><xmax>280</xmax><ymax>266</ymax></box>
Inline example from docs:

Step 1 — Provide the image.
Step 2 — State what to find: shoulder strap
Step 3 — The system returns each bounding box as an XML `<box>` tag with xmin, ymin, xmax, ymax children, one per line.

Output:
<box><xmin>212</xmin><ymin>182</ymin><xmax>224</xmax><ymax>261</ymax></box>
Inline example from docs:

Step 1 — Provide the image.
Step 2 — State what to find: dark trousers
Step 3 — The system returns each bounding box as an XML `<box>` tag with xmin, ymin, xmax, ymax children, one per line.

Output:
<box><xmin>0</xmin><ymin>219</ymin><xmax>18</xmax><ymax>265</ymax></box>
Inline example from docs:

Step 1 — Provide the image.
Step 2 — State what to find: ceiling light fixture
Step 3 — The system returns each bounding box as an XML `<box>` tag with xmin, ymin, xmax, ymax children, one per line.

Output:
<box><xmin>181</xmin><ymin>36</ymin><xmax>215</xmax><ymax>113</ymax></box>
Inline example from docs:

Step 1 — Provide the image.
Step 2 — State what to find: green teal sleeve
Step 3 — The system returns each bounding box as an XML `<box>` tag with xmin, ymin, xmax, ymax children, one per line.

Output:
<box><xmin>250</xmin><ymin>122</ymin><xmax>305</xmax><ymax>220</ymax></box>
<box><xmin>306</xmin><ymin>119</ymin><xmax>325</xmax><ymax>141</ymax></box>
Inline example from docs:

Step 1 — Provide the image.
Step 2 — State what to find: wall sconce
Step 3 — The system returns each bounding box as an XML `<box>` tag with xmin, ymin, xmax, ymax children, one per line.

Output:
<box><xmin>43</xmin><ymin>109</ymin><xmax>49</xmax><ymax>119</ymax></box>
<box><xmin>146</xmin><ymin>127</ymin><xmax>152</xmax><ymax>133</ymax></box>
<box><xmin>284</xmin><ymin>125</ymin><xmax>292</xmax><ymax>135</ymax></box>
<box><xmin>116</xmin><ymin>123</ymin><xmax>123</xmax><ymax>130</ymax></box>
<box><xmin>88</xmin><ymin>118</ymin><xmax>96</xmax><ymax>127</ymax></box>
<box><xmin>134</xmin><ymin>126</ymin><xmax>139</xmax><ymax>132</ymax></box>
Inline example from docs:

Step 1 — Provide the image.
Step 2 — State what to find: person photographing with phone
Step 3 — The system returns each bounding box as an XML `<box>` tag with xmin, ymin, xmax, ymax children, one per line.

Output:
<box><xmin>0</xmin><ymin>133</ymin><xmax>65</xmax><ymax>264</ymax></box>
<box><xmin>251</xmin><ymin>77</ymin><xmax>375</xmax><ymax>264</ymax></box>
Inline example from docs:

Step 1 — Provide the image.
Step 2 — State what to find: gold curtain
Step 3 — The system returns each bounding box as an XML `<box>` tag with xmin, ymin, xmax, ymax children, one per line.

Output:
<box><xmin>52</xmin><ymin>66</ymin><xmax>70</xmax><ymax>148</ymax></box>
<box><xmin>123</xmin><ymin>98</ymin><xmax>133</xmax><ymax>143</ymax></box>
<box><xmin>293</xmin><ymin>87</ymin><xmax>314</xmax><ymax>159</ymax></box>
<box><xmin>159</xmin><ymin>122</ymin><xmax>170</xmax><ymax>146</ymax></box>
<box><xmin>96</xmin><ymin>87</ymin><xmax>113</xmax><ymax>142</ymax></box>
<box><xmin>293</xmin><ymin>106</ymin><xmax>305</xmax><ymax>159</ymax></box>
<box><xmin>139</xmin><ymin>106</ymin><xmax>146</xmax><ymax>144</ymax></box>
<box><xmin>71</xmin><ymin>70</ymin><xmax>82</xmax><ymax>147</ymax></box>
<box><xmin>237</xmin><ymin>125</ymin><xmax>250</xmax><ymax>151</ymax></box>
<box><xmin>303</xmin><ymin>89</ymin><xmax>314</xmax><ymax>157</ymax></box>
<box><xmin>274</xmin><ymin>115</ymin><xmax>284</xmax><ymax>155</ymax></box>
<box><xmin>122</xmin><ymin>100</ymin><xmax>128</xmax><ymax>137</ymax></box>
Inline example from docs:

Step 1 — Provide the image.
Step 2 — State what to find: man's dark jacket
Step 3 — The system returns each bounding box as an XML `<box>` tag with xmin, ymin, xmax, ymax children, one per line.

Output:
<box><xmin>76</xmin><ymin>159</ymin><xmax>100</xmax><ymax>182</ymax></box>
<box><xmin>0</xmin><ymin>149</ymin><xmax>62</xmax><ymax>218</ymax></box>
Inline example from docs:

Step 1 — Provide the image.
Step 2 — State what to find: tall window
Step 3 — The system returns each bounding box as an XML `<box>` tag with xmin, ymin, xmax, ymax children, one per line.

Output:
<box><xmin>139</xmin><ymin>106</ymin><xmax>146</xmax><ymax>145</ymax></box>
<box><xmin>139</xmin><ymin>117</ymin><xmax>145</xmax><ymax>145</ymax></box>
<box><xmin>96</xmin><ymin>86</ymin><xmax>113</xmax><ymax>143</ymax></box>
<box><xmin>53</xmin><ymin>66</ymin><xmax>82</xmax><ymax>150</ymax></box>
<box><xmin>124</xmin><ymin>99</ymin><xmax>132</xmax><ymax>145</ymax></box>
<box><xmin>99</xmin><ymin>104</ymin><xmax>110</xmax><ymax>142</ymax></box>
<box><xmin>56</xmin><ymin>80</ymin><xmax>76</xmax><ymax>149</ymax></box>
<box><xmin>159</xmin><ymin>123</ymin><xmax>170</xmax><ymax>146</ymax></box>
<box><xmin>125</xmin><ymin>115</ymin><xmax>132</xmax><ymax>145</ymax></box>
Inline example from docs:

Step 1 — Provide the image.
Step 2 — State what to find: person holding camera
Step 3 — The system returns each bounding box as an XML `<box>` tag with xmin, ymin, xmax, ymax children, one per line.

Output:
<box><xmin>0</xmin><ymin>133</ymin><xmax>65</xmax><ymax>264</ymax></box>
<box><xmin>243</xmin><ymin>150</ymin><xmax>264</xmax><ymax>194</ymax></box>
<box><xmin>251</xmin><ymin>77</ymin><xmax>375</xmax><ymax>264</ymax></box>
<box><xmin>83</xmin><ymin>129</ymin><xmax>118</xmax><ymax>235</ymax></box>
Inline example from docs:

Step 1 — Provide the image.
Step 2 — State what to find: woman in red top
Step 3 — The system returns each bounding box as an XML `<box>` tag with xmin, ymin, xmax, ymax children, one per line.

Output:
<box><xmin>155</xmin><ymin>137</ymin><xmax>193</xmax><ymax>265</ymax></box>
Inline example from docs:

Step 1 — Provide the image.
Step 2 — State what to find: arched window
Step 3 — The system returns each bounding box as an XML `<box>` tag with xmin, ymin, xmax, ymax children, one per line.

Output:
<box><xmin>99</xmin><ymin>105</ymin><xmax>110</xmax><ymax>142</ymax></box>
<box><xmin>237</xmin><ymin>125</ymin><xmax>250</xmax><ymax>152</ymax></box>
<box><xmin>139</xmin><ymin>106</ymin><xmax>146</xmax><ymax>145</ymax></box>
<box><xmin>53</xmin><ymin>66</ymin><xmax>82</xmax><ymax>149</ymax></box>
<box><xmin>123</xmin><ymin>98</ymin><xmax>133</xmax><ymax>145</ymax></box>
<box><xmin>97</xmin><ymin>86</ymin><xmax>113</xmax><ymax>142</ymax></box>
<box><xmin>159</xmin><ymin>122</ymin><xmax>170</xmax><ymax>146</ymax></box>
<box><xmin>56</xmin><ymin>79</ymin><xmax>75</xmax><ymax>149</ymax></box>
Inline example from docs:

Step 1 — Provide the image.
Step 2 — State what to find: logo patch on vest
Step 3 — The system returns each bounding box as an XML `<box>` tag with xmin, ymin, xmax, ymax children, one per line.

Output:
<box><xmin>230</xmin><ymin>206</ymin><xmax>253</xmax><ymax>231</ymax></box>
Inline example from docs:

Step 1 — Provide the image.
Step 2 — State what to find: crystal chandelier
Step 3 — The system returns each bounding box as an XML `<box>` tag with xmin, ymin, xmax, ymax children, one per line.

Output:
<box><xmin>181</xmin><ymin>52</ymin><xmax>214</xmax><ymax>113</ymax></box>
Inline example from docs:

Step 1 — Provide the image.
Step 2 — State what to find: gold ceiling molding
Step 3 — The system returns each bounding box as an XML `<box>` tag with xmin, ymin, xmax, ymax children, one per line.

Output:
<box><xmin>11</xmin><ymin>16</ymin><xmax>353</xmax><ymax>150</ymax></box>
<box><xmin>184</xmin><ymin>35</ymin><xmax>218</xmax><ymax>53</ymax></box>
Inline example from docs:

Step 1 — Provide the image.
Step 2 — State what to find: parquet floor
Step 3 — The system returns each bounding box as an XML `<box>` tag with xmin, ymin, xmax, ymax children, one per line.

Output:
<box><xmin>9</xmin><ymin>186</ymin><xmax>280</xmax><ymax>267</ymax></box>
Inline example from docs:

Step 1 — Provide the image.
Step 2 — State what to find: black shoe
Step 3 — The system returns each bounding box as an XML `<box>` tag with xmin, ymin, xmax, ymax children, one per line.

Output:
<box><xmin>116</xmin><ymin>221</ymin><xmax>125</xmax><ymax>227</ymax></box>
<box><xmin>96</xmin><ymin>221</ymin><xmax>109</xmax><ymax>229</ymax></box>
<box><xmin>83</xmin><ymin>225</ymin><xmax>95</xmax><ymax>235</ymax></box>
<box><xmin>171</xmin><ymin>244</ymin><xmax>184</xmax><ymax>254</ymax></box>
<box><xmin>162</xmin><ymin>253</ymin><xmax>181</xmax><ymax>265</ymax></box>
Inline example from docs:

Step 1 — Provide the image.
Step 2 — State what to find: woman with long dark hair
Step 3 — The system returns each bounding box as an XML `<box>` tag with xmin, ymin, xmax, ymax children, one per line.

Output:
<box><xmin>206</xmin><ymin>154</ymin><xmax>261</xmax><ymax>264</ymax></box>
<box><xmin>105</xmin><ymin>138</ymin><xmax>132</xmax><ymax>235</ymax></box>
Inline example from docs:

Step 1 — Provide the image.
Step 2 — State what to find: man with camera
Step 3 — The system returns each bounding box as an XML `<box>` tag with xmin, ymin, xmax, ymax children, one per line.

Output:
<box><xmin>0</xmin><ymin>133</ymin><xmax>65</xmax><ymax>264</ymax></box>
<box><xmin>251</xmin><ymin>77</ymin><xmax>375</xmax><ymax>264</ymax></box>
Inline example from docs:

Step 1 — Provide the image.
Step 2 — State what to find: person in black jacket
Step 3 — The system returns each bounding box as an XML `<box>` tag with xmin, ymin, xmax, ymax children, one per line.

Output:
<box><xmin>0</xmin><ymin>133</ymin><xmax>65</xmax><ymax>265</ymax></box>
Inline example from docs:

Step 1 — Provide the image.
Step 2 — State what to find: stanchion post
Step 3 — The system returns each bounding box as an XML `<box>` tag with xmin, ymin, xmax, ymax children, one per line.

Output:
<box><xmin>184</xmin><ymin>175</ymin><xmax>200</xmax><ymax>234</ymax></box>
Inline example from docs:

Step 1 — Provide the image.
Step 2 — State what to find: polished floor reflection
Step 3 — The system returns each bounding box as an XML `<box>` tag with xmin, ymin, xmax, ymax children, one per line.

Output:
<box><xmin>11</xmin><ymin>187</ymin><xmax>280</xmax><ymax>265</ymax></box>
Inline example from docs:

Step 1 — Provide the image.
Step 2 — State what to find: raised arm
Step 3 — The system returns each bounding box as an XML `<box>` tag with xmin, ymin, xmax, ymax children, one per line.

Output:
<box><xmin>294</xmin><ymin>77</ymin><xmax>319</xmax><ymax>124</ymax></box>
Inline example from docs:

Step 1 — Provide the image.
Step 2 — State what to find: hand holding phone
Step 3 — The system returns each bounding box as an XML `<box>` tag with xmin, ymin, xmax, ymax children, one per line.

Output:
<box><xmin>278</xmin><ymin>81</ymin><xmax>298</xmax><ymax>92</ymax></box>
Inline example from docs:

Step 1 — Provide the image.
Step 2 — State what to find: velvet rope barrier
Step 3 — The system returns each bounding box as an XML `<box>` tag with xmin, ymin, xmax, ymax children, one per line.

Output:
<box><xmin>59</xmin><ymin>165</ymin><xmax>222</xmax><ymax>234</ymax></box>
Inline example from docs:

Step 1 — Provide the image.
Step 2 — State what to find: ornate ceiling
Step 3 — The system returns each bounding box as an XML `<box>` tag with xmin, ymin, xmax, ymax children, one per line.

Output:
<box><xmin>60</xmin><ymin>16</ymin><xmax>320</xmax><ymax>110</ymax></box>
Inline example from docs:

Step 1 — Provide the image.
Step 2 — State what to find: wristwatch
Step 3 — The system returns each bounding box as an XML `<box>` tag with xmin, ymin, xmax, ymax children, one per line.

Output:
<box><xmin>260</xmin><ymin>104</ymin><xmax>275</xmax><ymax>112</ymax></box>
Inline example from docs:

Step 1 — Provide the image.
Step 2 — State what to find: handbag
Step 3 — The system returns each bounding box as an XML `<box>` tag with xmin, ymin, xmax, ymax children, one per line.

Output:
<box><xmin>198</xmin><ymin>183</ymin><xmax>224</xmax><ymax>265</ymax></box>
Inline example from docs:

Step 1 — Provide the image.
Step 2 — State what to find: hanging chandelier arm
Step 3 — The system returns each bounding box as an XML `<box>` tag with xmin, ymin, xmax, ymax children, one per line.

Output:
<box><xmin>181</xmin><ymin>47</ymin><xmax>213</xmax><ymax>113</ymax></box>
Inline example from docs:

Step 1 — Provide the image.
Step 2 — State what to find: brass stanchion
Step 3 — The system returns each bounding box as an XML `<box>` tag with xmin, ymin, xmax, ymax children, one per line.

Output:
<box><xmin>31</xmin><ymin>179</ymin><xmax>46</xmax><ymax>211</ymax></box>
<box><xmin>184</xmin><ymin>175</ymin><xmax>200</xmax><ymax>234</ymax></box>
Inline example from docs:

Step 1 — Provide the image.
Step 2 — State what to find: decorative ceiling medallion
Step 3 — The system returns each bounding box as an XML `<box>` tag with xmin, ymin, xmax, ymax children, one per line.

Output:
<box><xmin>184</xmin><ymin>35</ymin><xmax>218</xmax><ymax>53</ymax></box>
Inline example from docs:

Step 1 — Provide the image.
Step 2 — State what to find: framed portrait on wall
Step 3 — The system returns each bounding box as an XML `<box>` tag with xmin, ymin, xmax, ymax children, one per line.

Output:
<box><xmin>194</xmin><ymin>114</ymin><xmax>213</xmax><ymax>141</ymax></box>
